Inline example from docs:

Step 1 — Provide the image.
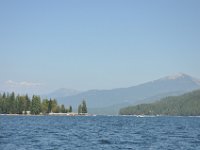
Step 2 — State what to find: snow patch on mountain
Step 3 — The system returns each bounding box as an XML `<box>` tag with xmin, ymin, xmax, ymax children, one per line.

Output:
<box><xmin>166</xmin><ymin>73</ymin><xmax>187</xmax><ymax>80</ymax></box>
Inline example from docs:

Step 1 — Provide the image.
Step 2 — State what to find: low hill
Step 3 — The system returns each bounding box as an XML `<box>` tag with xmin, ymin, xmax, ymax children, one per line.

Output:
<box><xmin>119</xmin><ymin>90</ymin><xmax>200</xmax><ymax>116</ymax></box>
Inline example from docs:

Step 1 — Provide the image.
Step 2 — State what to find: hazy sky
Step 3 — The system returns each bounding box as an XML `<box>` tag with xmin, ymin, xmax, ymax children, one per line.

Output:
<box><xmin>0</xmin><ymin>0</ymin><xmax>200</xmax><ymax>94</ymax></box>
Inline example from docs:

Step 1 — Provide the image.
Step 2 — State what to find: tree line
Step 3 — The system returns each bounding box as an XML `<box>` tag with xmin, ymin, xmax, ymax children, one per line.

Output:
<box><xmin>0</xmin><ymin>92</ymin><xmax>73</xmax><ymax>115</ymax></box>
<box><xmin>119</xmin><ymin>89</ymin><xmax>200</xmax><ymax>116</ymax></box>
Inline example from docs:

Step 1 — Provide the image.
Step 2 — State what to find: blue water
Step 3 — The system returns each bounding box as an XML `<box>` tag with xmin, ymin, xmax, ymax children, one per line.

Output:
<box><xmin>1</xmin><ymin>116</ymin><xmax>200</xmax><ymax>150</ymax></box>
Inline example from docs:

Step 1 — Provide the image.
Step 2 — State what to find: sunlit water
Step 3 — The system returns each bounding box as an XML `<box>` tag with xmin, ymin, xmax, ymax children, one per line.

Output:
<box><xmin>1</xmin><ymin>115</ymin><xmax>200</xmax><ymax>150</ymax></box>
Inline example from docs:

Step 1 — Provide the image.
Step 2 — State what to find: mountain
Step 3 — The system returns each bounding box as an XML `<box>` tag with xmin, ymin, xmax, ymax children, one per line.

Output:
<box><xmin>43</xmin><ymin>88</ymin><xmax>81</xmax><ymax>99</ymax></box>
<box><xmin>55</xmin><ymin>73</ymin><xmax>200</xmax><ymax>114</ymax></box>
<box><xmin>119</xmin><ymin>89</ymin><xmax>200</xmax><ymax>116</ymax></box>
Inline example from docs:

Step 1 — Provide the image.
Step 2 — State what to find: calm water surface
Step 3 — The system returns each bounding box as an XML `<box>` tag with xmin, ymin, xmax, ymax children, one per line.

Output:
<box><xmin>0</xmin><ymin>115</ymin><xmax>200</xmax><ymax>150</ymax></box>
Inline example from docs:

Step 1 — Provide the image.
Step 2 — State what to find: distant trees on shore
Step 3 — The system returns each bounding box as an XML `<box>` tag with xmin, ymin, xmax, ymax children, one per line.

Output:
<box><xmin>0</xmin><ymin>92</ymin><xmax>73</xmax><ymax>115</ymax></box>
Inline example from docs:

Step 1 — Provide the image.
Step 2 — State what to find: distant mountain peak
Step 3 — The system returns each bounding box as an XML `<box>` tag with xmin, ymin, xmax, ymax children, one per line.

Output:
<box><xmin>157</xmin><ymin>73</ymin><xmax>200</xmax><ymax>86</ymax></box>
<box><xmin>166</xmin><ymin>73</ymin><xmax>190</xmax><ymax>80</ymax></box>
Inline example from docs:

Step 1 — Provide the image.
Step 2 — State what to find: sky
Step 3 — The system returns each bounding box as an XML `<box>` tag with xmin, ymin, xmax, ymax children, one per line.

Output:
<box><xmin>0</xmin><ymin>0</ymin><xmax>200</xmax><ymax>94</ymax></box>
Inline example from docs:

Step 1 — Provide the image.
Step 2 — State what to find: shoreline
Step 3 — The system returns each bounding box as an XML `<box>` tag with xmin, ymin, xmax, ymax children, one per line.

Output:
<box><xmin>1</xmin><ymin>114</ymin><xmax>200</xmax><ymax>117</ymax></box>
<box><xmin>0</xmin><ymin>113</ymin><xmax>96</xmax><ymax>117</ymax></box>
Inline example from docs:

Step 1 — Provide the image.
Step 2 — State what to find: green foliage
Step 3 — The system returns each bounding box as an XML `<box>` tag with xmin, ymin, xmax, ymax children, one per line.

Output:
<box><xmin>48</xmin><ymin>99</ymin><xmax>52</xmax><ymax>113</ymax></box>
<box><xmin>65</xmin><ymin>105</ymin><xmax>73</xmax><ymax>113</ymax></box>
<box><xmin>69</xmin><ymin>106</ymin><xmax>72</xmax><ymax>113</ymax></box>
<box><xmin>16</xmin><ymin>95</ymin><xmax>26</xmax><ymax>114</ymax></box>
<box><xmin>31</xmin><ymin>95</ymin><xmax>41</xmax><ymax>115</ymax></box>
<box><xmin>9</xmin><ymin>92</ymin><xmax>16</xmax><ymax>114</ymax></box>
<box><xmin>61</xmin><ymin>104</ymin><xmax>66</xmax><ymax>113</ymax></box>
<box><xmin>51</xmin><ymin>99</ymin><xmax>59</xmax><ymax>113</ymax></box>
<box><xmin>82</xmin><ymin>100</ymin><xmax>87</xmax><ymax>113</ymax></box>
<box><xmin>0</xmin><ymin>92</ymin><xmax>32</xmax><ymax>114</ymax></box>
<box><xmin>119</xmin><ymin>90</ymin><xmax>200</xmax><ymax>116</ymax></box>
<box><xmin>78</xmin><ymin>100</ymin><xmax>88</xmax><ymax>114</ymax></box>
<box><xmin>41</xmin><ymin>99</ymin><xmax>49</xmax><ymax>114</ymax></box>
<box><xmin>0</xmin><ymin>92</ymin><xmax>84</xmax><ymax>115</ymax></box>
<box><xmin>25</xmin><ymin>94</ymin><xmax>31</xmax><ymax>111</ymax></box>
<box><xmin>78</xmin><ymin>104</ymin><xmax>82</xmax><ymax>114</ymax></box>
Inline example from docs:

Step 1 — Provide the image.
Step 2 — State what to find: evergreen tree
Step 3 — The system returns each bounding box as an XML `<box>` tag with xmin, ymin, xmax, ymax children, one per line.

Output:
<box><xmin>2</xmin><ymin>93</ymin><xmax>7</xmax><ymax>113</ymax></box>
<box><xmin>55</xmin><ymin>105</ymin><xmax>61</xmax><ymax>113</ymax></box>
<box><xmin>82</xmin><ymin>100</ymin><xmax>87</xmax><ymax>114</ymax></box>
<box><xmin>78</xmin><ymin>100</ymin><xmax>88</xmax><ymax>114</ymax></box>
<box><xmin>21</xmin><ymin>96</ymin><xmax>27</xmax><ymax>113</ymax></box>
<box><xmin>51</xmin><ymin>99</ymin><xmax>58</xmax><ymax>113</ymax></box>
<box><xmin>16</xmin><ymin>95</ymin><xmax>23</xmax><ymax>114</ymax></box>
<box><xmin>8</xmin><ymin>92</ymin><xmax>16</xmax><ymax>114</ymax></box>
<box><xmin>41</xmin><ymin>99</ymin><xmax>49</xmax><ymax>114</ymax></box>
<box><xmin>25</xmin><ymin>94</ymin><xmax>31</xmax><ymax>111</ymax></box>
<box><xmin>31</xmin><ymin>95</ymin><xmax>41</xmax><ymax>115</ymax></box>
<box><xmin>0</xmin><ymin>94</ymin><xmax>2</xmax><ymax>113</ymax></box>
<box><xmin>69</xmin><ymin>105</ymin><xmax>72</xmax><ymax>113</ymax></box>
<box><xmin>1</xmin><ymin>92</ymin><xmax>8</xmax><ymax>113</ymax></box>
<box><xmin>48</xmin><ymin>99</ymin><xmax>52</xmax><ymax>113</ymax></box>
<box><xmin>61</xmin><ymin>104</ymin><xmax>65</xmax><ymax>113</ymax></box>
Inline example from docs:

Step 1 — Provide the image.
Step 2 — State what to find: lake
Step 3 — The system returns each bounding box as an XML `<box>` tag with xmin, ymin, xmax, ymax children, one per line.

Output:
<box><xmin>0</xmin><ymin>115</ymin><xmax>200</xmax><ymax>150</ymax></box>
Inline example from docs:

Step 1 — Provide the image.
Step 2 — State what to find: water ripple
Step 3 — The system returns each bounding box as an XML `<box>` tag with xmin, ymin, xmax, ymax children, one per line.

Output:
<box><xmin>1</xmin><ymin>116</ymin><xmax>200</xmax><ymax>150</ymax></box>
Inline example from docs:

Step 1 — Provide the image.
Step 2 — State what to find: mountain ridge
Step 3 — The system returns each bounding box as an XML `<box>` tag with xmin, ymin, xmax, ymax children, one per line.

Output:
<box><xmin>43</xmin><ymin>88</ymin><xmax>81</xmax><ymax>99</ymax></box>
<box><xmin>49</xmin><ymin>73</ymin><xmax>200</xmax><ymax>114</ymax></box>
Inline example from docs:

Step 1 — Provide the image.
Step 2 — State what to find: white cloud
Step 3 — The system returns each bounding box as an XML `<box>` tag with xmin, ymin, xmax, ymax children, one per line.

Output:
<box><xmin>5</xmin><ymin>80</ymin><xmax>42</xmax><ymax>88</ymax></box>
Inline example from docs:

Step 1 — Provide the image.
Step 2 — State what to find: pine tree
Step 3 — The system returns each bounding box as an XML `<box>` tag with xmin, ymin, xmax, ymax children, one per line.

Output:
<box><xmin>41</xmin><ymin>99</ymin><xmax>49</xmax><ymax>114</ymax></box>
<box><xmin>82</xmin><ymin>100</ymin><xmax>87</xmax><ymax>114</ymax></box>
<box><xmin>8</xmin><ymin>92</ymin><xmax>16</xmax><ymax>114</ymax></box>
<box><xmin>25</xmin><ymin>94</ymin><xmax>31</xmax><ymax>111</ymax></box>
<box><xmin>48</xmin><ymin>99</ymin><xmax>52</xmax><ymax>113</ymax></box>
<box><xmin>69</xmin><ymin>106</ymin><xmax>72</xmax><ymax>113</ymax></box>
<box><xmin>31</xmin><ymin>95</ymin><xmax>41</xmax><ymax>115</ymax></box>
<box><xmin>61</xmin><ymin>104</ymin><xmax>65</xmax><ymax>113</ymax></box>
<box><xmin>78</xmin><ymin>100</ymin><xmax>87</xmax><ymax>114</ymax></box>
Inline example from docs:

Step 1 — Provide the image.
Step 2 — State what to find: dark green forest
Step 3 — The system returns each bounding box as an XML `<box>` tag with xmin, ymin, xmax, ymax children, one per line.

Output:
<box><xmin>119</xmin><ymin>90</ymin><xmax>200</xmax><ymax>116</ymax></box>
<box><xmin>0</xmin><ymin>92</ymin><xmax>73</xmax><ymax>115</ymax></box>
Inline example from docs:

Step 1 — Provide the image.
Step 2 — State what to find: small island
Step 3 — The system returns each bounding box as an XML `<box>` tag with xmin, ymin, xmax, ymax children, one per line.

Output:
<box><xmin>0</xmin><ymin>92</ymin><xmax>89</xmax><ymax>116</ymax></box>
<box><xmin>119</xmin><ymin>90</ymin><xmax>200</xmax><ymax>116</ymax></box>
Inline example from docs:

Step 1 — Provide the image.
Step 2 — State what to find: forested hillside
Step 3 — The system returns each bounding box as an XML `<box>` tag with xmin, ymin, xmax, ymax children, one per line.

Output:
<box><xmin>119</xmin><ymin>90</ymin><xmax>200</xmax><ymax>116</ymax></box>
